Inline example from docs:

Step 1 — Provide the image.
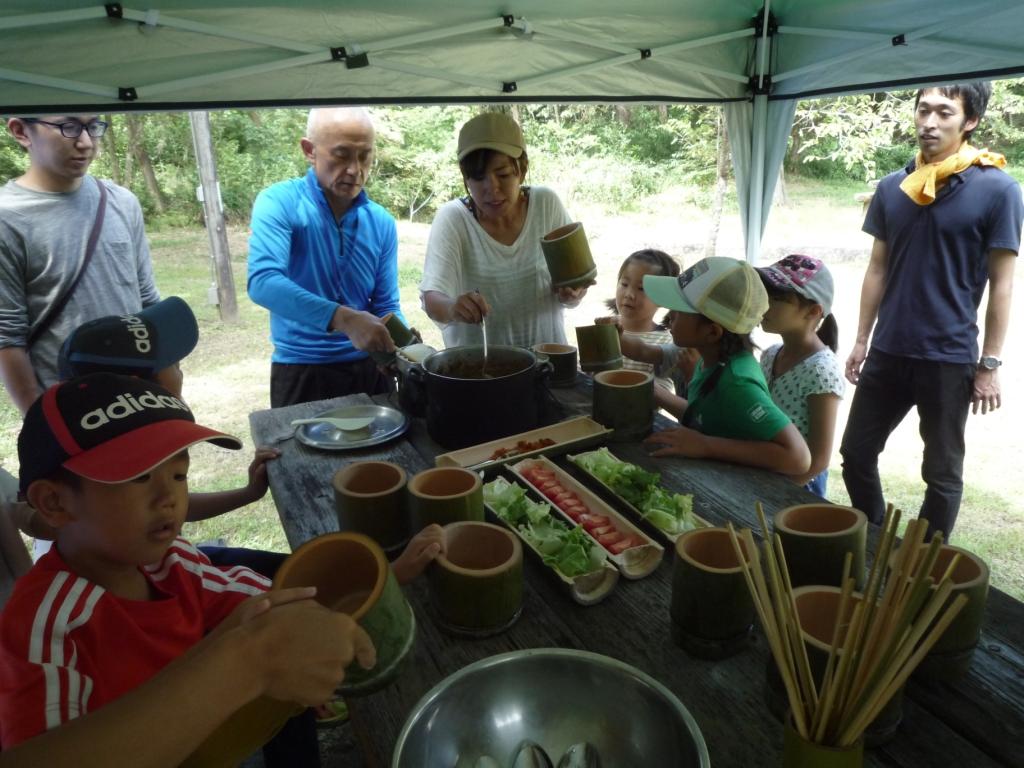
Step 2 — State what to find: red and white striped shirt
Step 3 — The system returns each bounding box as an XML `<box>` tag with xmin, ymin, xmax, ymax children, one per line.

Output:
<box><xmin>0</xmin><ymin>538</ymin><xmax>269</xmax><ymax>748</ymax></box>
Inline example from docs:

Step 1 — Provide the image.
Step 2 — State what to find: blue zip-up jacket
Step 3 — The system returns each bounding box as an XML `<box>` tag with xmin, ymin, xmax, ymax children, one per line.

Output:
<box><xmin>247</xmin><ymin>168</ymin><xmax>404</xmax><ymax>364</ymax></box>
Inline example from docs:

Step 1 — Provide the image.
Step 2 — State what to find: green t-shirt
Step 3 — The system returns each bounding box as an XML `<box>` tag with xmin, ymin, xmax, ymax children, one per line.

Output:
<box><xmin>683</xmin><ymin>351</ymin><xmax>791</xmax><ymax>440</ymax></box>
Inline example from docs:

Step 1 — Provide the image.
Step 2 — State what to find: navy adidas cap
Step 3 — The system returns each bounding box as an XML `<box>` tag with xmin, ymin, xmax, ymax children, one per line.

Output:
<box><xmin>58</xmin><ymin>296</ymin><xmax>199</xmax><ymax>380</ymax></box>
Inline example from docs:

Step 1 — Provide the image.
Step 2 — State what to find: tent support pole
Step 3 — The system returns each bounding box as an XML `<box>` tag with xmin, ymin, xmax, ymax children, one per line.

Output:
<box><xmin>746</xmin><ymin>93</ymin><xmax>768</xmax><ymax>263</ymax></box>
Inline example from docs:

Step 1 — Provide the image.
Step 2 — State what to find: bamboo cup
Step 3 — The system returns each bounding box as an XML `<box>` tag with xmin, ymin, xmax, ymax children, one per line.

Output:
<box><xmin>407</xmin><ymin>467</ymin><xmax>484</xmax><ymax>529</ymax></box>
<box><xmin>775</xmin><ymin>504</ymin><xmax>867</xmax><ymax>590</ymax></box>
<box><xmin>671</xmin><ymin>527</ymin><xmax>755</xmax><ymax>659</ymax></box>
<box><xmin>333</xmin><ymin>460</ymin><xmax>410</xmax><ymax>553</ymax></box>
<box><xmin>905</xmin><ymin>542</ymin><xmax>989</xmax><ymax>681</ymax></box>
<box><xmin>540</xmin><ymin>222</ymin><xmax>598</xmax><ymax>288</ymax></box>
<box><xmin>592</xmin><ymin>369</ymin><xmax>654</xmax><ymax>442</ymax></box>
<box><xmin>428</xmin><ymin>521</ymin><xmax>523</xmax><ymax>636</ymax></box>
<box><xmin>532</xmin><ymin>343</ymin><xmax>577</xmax><ymax>387</ymax></box>
<box><xmin>575</xmin><ymin>323</ymin><xmax>623</xmax><ymax>373</ymax></box>
<box><xmin>766</xmin><ymin>586</ymin><xmax>904</xmax><ymax>747</ymax></box>
<box><xmin>273</xmin><ymin>532</ymin><xmax>415</xmax><ymax>696</ymax></box>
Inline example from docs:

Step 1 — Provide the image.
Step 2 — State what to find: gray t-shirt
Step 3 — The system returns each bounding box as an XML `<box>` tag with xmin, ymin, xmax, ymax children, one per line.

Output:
<box><xmin>0</xmin><ymin>176</ymin><xmax>160</xmax><ymax>387</ymax></box>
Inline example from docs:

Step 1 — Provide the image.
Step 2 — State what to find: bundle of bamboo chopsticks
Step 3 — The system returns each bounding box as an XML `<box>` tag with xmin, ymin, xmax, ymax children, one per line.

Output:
<box><xmin>726</xmin><ymin>503</ymin><xmax>968</xmax><ymax>748</ymax></box>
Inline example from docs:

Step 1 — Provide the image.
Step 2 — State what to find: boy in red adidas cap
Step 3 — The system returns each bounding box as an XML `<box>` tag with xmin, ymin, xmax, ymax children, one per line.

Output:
<box><xmin>55</xmin><ymin>296</ymin><xmax>445</xmax><ymax>584</ymax></box>
<box><xmin>0</xmin><ymin>373</ymin><xmax>373</xmax><ymax>763</ymax></box>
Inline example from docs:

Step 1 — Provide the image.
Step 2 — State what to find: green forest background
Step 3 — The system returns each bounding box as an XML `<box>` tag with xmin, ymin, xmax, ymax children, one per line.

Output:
<box><xmin>4</xmin><ymin>80</ymin><xmax>1024</xmax><ymax>225</ymax></box>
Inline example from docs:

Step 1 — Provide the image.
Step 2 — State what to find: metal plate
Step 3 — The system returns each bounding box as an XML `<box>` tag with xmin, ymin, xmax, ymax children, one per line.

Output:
<box><xmin>294</xmin><ymin>404</ymin><xmax>409</xmax><ymax>451</ymax></box>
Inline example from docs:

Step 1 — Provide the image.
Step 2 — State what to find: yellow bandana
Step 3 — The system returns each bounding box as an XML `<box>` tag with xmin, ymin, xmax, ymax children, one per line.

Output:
<box><xmin>900</xmin><ymin>143</ymin><xmax>1007</xmax><ymax>205</ymax></box>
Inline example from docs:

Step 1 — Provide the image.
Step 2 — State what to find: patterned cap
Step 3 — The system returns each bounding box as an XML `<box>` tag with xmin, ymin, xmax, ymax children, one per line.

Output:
<box><xmin>755</xmin><ymin>255</ymin><xmax>834</xmax><ymax>316</ymax></box>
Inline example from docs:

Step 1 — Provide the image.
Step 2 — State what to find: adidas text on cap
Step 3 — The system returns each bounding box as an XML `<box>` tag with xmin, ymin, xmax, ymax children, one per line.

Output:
<box><xmin>18</xmin><ymin>372</ymin><xmax>241</xmax><ymax>494</ymax></box>
<box><xmin>58</xmin><ymin>296</ymin><xmax>199</xmax><ymax>380</ymax></box>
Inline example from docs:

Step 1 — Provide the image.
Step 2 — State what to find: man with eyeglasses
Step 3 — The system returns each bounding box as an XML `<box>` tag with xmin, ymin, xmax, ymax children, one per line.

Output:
<box><xmin>248</xmin><ymin>107</ymin><xmax>403</xmax><ymax>407</ymax></box>
<box><xmin>0</xmin><ymin>114</ymin><xmax>160</xmax><ymax>415</ymax></box>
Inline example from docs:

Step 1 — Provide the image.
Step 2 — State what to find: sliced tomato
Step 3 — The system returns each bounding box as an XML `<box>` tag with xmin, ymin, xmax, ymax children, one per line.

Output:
<box><xmin>591</xmin><ymin>524</ymin><xmax>617</xmax><ymax>537</ymax></box>
<box><xmin>561</xmin><ymin>507</ymin><xmax>584</xmax><ymax>521</ymax></box>
<box><xmin>597</xmin><ymin>531</ymin><xmax>624</xmax><ymax>546</ymax></box>
<box><xmin>541</xmin><ymin>485</ymin><xmax>565</xmax><ymax>501</ymax></box>
<box><xmin>554</xmin><ymin>490</ymin><xmax>580</xmax><ymax>505</ymax></box>
<box><xmin>578</xmin><ymin>513</ymin><xmax>611</xmax><ymax>532</ymax></box>
<box><xmin>608</xmin><ymin>536</ymin><xmax>643</xmax><ymax>555</ymax></box>
<box><xmin>563</xmin><ymin>501</ymin><xmax>588</xmax><ymax>514</ymax></box>
<box><xmin>532</xmin><ymin>469</ymin><xmax>556</xmax><ymax>482</ymax></box>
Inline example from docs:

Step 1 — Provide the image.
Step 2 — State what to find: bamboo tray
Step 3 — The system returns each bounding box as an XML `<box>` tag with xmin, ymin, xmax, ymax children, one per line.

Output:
<box><xmin>434</xmin><ymin>416</ymin><xmax>613</xmax><ymax>474</ymax></box>
<box><xmin>483</xmin><ymin>479</ymin><xmax>619</xmax><ymax>606</ymax></box>
<box><xmin>508</xmin><ymin>456</ymin><xmax>664</xmax><ymax>579</ymax></box>
<box><xmin>567</xmin><ymin>448</ymin><xmax>708</xmax><ymax>545</ymax></box>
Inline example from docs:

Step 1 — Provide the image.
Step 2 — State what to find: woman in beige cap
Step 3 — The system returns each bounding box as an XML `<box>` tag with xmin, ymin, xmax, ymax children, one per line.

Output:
<box><xmin>420</xmin><ymin>112</ymin><xmax>588</xmax><ymax>348</ymax></box>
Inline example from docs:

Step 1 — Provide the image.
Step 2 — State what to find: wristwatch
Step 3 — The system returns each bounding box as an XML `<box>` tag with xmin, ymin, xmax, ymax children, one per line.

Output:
<box><xmin>978</xmin><ymin>356</ymin><xmax>1002</xmax><ymax>370</ymax></box>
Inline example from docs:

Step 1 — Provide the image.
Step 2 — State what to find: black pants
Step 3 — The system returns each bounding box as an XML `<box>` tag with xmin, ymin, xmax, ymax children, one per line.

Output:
<box><xmin>271</xmin><ymin>358</ymin><xmax>394</xmax><ymax>408</ymax></box>
<box><xmin>839</xmin><ymin>350</ymin><xmax>975</xmax><ymax>538</ymax></box>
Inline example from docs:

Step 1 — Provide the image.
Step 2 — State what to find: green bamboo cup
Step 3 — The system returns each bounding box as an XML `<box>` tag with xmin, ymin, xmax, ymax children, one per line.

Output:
<box><xmin>333</xmin><ymin>460</ymin><xmax>410</xmax><ymax>553</ymax></box>
<box><xmin>782</xmin><ymin>715</ymin><xmax>864</xmax><ymax>768</ymax></box>
<box><xmin>407</xmin><ymin>467</ymin><xmax>484</xmax><ymax>530</ymax></box>
<box><xmin>775</xmin><ymin>504</ymin><xmax>867</xmax><ymax>590</ymax></box>
<box><xmin>910</xmin><ymin>543</ymin><xmax>989</xmax><ymax>681</ymax></box>
<box><xmin>575</xmin><ymin>323</ymin><xmax>623</xmax><ymax>373</ymax></box>
<box><xmin>370</xmin><ymin>312</ymin><xmax>417</xmax><ymax>365</ymax></box>
<box><xmin>592</xmin><ymin>369</ymin><xmax>654</xmax><ymax>442</ymax></box>
<box><xmin>428</xmin><ymin>521</ymin><xmax>523</xmax><ymax>636</ymax></box>
<box><xmin>532</xmin><ymin>342</ymin><xmax>578</xmax><ymax>387</ymax></box>
<box><xmin>540</xmin><ymin>221</ymin><xmax>598</xmax><ymax>288</ymax></box>
<box><xmin>765</xmin><ymin>586</ymin><xmax>904</xmax><ymax>747</ymax></box>
<box><xmin>670</xmin><ymin>527</ymin><xmax>755</xmax><ymax>659</ymax></box>
<box><xmin>273</xmin><ymin>532</ymin><xmax>416</xmax><ymax>697</ymax></box>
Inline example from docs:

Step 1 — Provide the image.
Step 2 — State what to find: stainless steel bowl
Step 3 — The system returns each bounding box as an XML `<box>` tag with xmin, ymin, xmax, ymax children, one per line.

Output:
<box><xmin>392</xmin><ymin>648</ymin><xmax>710</xmax><ymax>767</ymax></box>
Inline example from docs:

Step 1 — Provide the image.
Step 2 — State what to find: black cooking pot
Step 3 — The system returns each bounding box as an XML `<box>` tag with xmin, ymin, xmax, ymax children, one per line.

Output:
<box><xmin>408</xmin><ymin>345</ymin><xmax>552</xmax><ymax>449</ymax></box>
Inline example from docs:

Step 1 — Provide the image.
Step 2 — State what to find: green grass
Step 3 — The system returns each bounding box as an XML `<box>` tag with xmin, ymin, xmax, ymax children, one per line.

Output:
<box><xmin>827</xmin><ymin>469</ymin><xmax>1024</xmax><ymax>600</ymax></box>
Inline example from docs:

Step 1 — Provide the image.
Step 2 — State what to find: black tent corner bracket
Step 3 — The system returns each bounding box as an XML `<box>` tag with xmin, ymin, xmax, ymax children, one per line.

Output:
<box><xmin>331</xmin><ymin>47</ymin><xmax>369</xmax><ymax>69</ymax></box>
<box><xmin>748</xmin><ymin>74</ymin><xmax>772</xmax><ymax>96</ymax></box>
<box><xmin>751</xmin><ymin>7</ymin><xmax>778</xmax><ymax>37</ymax></box>
<box><xmin>892</xmin><ymin>34</ymin><xmax>907</xmax><ymax>46</ymax></box>
<box><xmin>105</xmin><ymin>3</ymin><xmax>123</xmax><ymax>18</ymax></box>
<box><xmin>118</xmin><ymin>87</ymin><xmax>137</xmax><ymax>101</ymax></box>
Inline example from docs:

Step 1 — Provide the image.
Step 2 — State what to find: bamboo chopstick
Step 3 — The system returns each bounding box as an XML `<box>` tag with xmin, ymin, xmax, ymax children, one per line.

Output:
<box><xmin>730</xmin><ymin>502</ymin><xmax>972</xmax><ymax>750</ymax></box>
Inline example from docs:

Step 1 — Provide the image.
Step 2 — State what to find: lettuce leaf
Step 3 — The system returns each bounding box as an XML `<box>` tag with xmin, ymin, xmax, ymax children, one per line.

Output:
<box><xmin>484</xmin><ymin>478</ymin><xmax>604</xmax><ymax>578</ymax></box>
<box><xmin>575</xmin><ymin>448</ymin><xmax>695</xmax><ymax>535</ymax></box>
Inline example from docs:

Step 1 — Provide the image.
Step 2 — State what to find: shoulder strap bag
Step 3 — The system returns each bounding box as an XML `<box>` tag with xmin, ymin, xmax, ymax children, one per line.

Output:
<box><xmin>26</xmin><ymin>177</ymin><xmax>108</xmax><ymax>349</ymax></box>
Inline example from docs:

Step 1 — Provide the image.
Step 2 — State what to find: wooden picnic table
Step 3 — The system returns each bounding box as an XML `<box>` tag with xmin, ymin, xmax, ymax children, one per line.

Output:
<box><xmin>249</xmin><ymin>379</ymin><xmax>1023</xmax><ymax>768</ymax></box>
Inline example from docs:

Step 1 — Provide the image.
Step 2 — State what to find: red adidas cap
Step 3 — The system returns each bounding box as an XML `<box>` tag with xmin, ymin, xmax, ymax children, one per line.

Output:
<box><xmin>18</xmin><ymin>373</ymin><xmax>241</xmax><ymax>493</ymax></box>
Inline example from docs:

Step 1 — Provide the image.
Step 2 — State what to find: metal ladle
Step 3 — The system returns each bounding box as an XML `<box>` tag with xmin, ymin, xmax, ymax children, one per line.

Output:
<box><xmin>475</xmin><ymin>288</ymin><xmax>488</xmax><ymax>374</ymax></box>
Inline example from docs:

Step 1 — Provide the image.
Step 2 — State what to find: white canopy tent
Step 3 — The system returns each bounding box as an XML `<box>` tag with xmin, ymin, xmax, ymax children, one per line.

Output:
<box><xmin>2</xmin><ymin>0</ymin><xmax>1023</xmax><ymax>259</ymax></box>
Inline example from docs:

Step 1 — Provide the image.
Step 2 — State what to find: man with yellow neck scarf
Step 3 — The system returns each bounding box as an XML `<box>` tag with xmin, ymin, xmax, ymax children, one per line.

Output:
<box><xmin>841</xmin><ymin>82</ymin><xmax>1023</xmax><ymax>540</ymax></box>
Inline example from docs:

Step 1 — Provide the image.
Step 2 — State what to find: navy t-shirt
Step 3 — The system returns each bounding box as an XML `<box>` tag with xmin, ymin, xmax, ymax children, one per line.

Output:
<box><xmin>863</xmin><ymin>160</ymin><xmax>1023</xmax><ymax>363</ymax></box>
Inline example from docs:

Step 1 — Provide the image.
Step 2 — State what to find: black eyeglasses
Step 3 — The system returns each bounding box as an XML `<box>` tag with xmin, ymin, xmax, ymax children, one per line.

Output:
<box><xmin>22</xmin><ymin>118</ymin><xmax>109</xmax><ymax>139</ymax></box>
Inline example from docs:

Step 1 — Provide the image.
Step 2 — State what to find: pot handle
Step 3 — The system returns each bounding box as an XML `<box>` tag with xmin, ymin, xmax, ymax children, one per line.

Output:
<box><xmin>407</xmin><ymin>364</ymin><xmax>426</xmax><ymax>384</ymax></box>
<box><xmin>534</xmin><ymin>359</ymin><xmax>554</xmax><ymax>381</ymax></box>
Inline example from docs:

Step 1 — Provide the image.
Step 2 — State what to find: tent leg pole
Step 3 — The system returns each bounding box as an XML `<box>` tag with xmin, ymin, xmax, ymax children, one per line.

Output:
<box><xmin>746</xmin><ymin>93</ymin><xmax>768</xmax><ymax>263</ymax></box>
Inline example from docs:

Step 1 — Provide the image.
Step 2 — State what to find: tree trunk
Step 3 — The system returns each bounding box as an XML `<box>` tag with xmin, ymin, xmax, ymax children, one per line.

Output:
<box><xmin>615</xmin><ymin>104</ymin><xmax>632</xmax><ymax>126</ymax></box>
<box><xmin>101</xmin><ymin>114</ymin><xmax>122</xmax><ymax>186</ymax></box>
<box><xmin>704</xmin><ymin>109</ymin><xmax>730</xmax><ymax>258</ymax></box>
<box><xmin>657</xmin><ymin>104</ymin><xmax>669</xmax><ymax>122</ymax></box>
<box><xmin>126</xmin><ymin>115</ymin><xmax>168</xmax><ymax>214</ymax></box>
<box><xmin>775</xmin><ymin>166</ymin><xmax>790</xmax><ymax>207</ymax></box>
